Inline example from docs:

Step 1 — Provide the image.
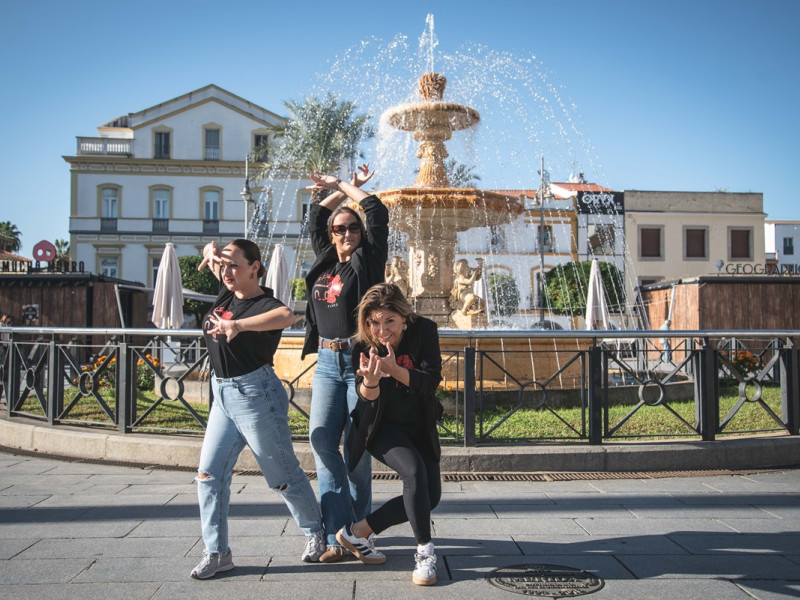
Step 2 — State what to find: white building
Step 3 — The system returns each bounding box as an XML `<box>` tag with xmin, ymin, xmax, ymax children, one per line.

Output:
<box><xmin>765</xmin><ymin>221</ymin><xmax>800</xmax><ymax>267</ymax></box>
<box><xmin>65</xmin><ymin>85</ymin><xmax>310</xmax><ymax>288</ymax></box>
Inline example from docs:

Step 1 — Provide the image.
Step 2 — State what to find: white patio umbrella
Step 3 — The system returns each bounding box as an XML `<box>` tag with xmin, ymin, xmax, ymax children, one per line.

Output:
<box><xmin>151</xmin><ymin>243</ymin><xmax>184</xmax><ymax>329</ymax></box>
<box><xmin>264</xmin><ymin>243</ymin><xmax>291</xmax><ymax>306</ymax></box>
<box><xmin>585</xmin><ymin>259</ymin><xmax>610</xmax><ymax>330</ymax></box>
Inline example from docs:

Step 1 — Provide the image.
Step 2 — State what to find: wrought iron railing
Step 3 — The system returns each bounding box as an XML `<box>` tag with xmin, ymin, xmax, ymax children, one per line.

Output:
<box><xmin>1</xmin><ymin>327</ymin><xmax>798</xmax><ymax>445</ymax></box>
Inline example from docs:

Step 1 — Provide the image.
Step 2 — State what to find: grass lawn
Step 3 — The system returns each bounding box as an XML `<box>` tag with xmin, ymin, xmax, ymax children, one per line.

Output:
<box><xmin>15</xmin><ymin>382</ymin><xmax>786</xmax><ymax>442</ymax></box>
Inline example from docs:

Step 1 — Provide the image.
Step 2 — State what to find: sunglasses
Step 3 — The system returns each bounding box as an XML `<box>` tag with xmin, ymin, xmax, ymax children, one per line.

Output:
<box><xmin>331</xmin><ymin>223</ymin><xmax>362</xmax><ymax>236</ymax></box>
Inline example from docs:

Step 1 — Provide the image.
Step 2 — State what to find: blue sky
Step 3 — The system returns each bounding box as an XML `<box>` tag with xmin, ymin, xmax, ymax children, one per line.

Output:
<box><xmin>2</xmin><ymin>0</ymin><xmax>798</xmax><ymax>256</ymax></box>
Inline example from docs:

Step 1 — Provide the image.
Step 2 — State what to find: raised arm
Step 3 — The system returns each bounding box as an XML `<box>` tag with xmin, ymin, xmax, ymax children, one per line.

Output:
<box><xmin>198</xmin><ymin>241</ymin><xmax>222</xmax><ymax>280</ymax></box>
<box><xmin>308</xmin><ymin>164</ymin><xmax>374</xmax><ymax>210</ymax></box>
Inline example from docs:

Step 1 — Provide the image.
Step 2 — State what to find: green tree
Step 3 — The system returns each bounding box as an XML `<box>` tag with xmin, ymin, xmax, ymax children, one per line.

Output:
<box><xmin>487</xmin><ymin>272</ymin><xmax>520</xmax><ymax>316</ymax></box>
<box><xmin>543</xmin><ymin>261</ymin><xmax>625</xmax><ymax>315</ymax></box>
<box><xmin>178</xmin><ymin>255</ymin><xmax>219</xmax><ymax>326</ymax></box>
<box><xmin>258</xmin><ymin>94</ymin><xmax>374</xmax><ymax>199</ymax></box>
<box><xmin>0</xmin><ymin>221</ymin><xmax>22</xmax><ymax>253</ymax></box>
<box><xmin>54</xmin><ymin>239</ymin><xmax>71</xmax><ymax>261</ymax></box>
<box><xmin>444</xmin><ymin>159</ymin><xmax>481</xmax><ymax>188</ymax></box>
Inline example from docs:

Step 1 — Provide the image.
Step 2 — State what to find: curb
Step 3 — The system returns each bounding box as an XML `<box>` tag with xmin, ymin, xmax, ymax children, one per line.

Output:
<box><xmin>2</xmin><ymin>415</ymin><xmax>800</xmax><ymax>474</ymax></box>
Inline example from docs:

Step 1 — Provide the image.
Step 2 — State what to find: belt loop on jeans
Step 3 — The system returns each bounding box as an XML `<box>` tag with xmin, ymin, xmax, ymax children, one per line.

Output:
<box><xmin>319</xmin><ymin>337</ymin><xmax>354</xmax><ymax>352</ymax></box>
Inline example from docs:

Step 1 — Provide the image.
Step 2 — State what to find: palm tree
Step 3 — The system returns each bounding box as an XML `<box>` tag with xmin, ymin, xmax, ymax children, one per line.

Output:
<box><xmin>0</xmin><ymin>221</ymin><xmax>22</xmax><ymax>253</ymax></box>
<box><xmin>444</xmin><ymin>159</ymin><xmax>481</xmax><ymax>188</ymax></box>
<box><xmin>54</xmin><ymin>239</ymin><xmax>71</xmax><ymax>262</ymax></box>
<box><xmin>257</xmin><ymin>94</ymin><xmax>374</xmax><ymax>200</ymax></box>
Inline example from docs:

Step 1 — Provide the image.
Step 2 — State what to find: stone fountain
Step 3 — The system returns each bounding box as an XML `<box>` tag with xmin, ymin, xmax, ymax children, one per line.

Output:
<box><xmin>377</xmin><ymin>73</ymin><xmax>523</xmax><ymax>328</ymax></box>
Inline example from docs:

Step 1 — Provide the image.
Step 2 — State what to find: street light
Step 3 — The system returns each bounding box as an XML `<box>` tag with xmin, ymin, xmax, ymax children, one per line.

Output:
<box><xmin>240</xmin><ymin>154</ymin><xmax>253</xmax><ymax>238</ymax></box>
<box><xmin>532</xmin><ymin>156</ymin><xmax>554</xmax><ymax>327</ymax></box>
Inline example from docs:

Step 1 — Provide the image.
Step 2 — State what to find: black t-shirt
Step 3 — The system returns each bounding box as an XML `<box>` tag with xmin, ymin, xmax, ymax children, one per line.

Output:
<box><xmin>202</xmin><ymin>286</ymin><xmax>285</xmax><ymax>378</ymax></box>
<box><xmin>310</xmin><ymin>261</ymin><xmax>359</xmax><ymax>340</ymax></box>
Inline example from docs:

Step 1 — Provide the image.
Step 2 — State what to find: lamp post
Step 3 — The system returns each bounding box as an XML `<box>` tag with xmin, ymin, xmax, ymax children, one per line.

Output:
<box><xmin>534</xmin><ymin>156</ymin><xmax>552</xmax><ymax>326</ymax></box>
<box><xmin>240</xmin><ymin>154</ymin><xmax>253</xmax><ymax>238</ymax></box>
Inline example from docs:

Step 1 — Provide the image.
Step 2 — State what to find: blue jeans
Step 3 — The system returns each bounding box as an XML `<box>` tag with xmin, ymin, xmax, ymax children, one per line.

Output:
<box><xmin>197</xmin><ymin>365</ymin><xmax>322</xmax><ymax>554</ymax></box>
<box><xmin>309</xmin><ymin>346</ymin><xmax>372</xmax><ymax>545</ymax></box>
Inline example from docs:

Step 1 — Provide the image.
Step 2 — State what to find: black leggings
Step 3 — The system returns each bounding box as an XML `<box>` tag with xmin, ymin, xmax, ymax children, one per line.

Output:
<box><xmin>364</xmin><ymin>422</ymin><xmax>441</xmax><ymax>544</ymax></box>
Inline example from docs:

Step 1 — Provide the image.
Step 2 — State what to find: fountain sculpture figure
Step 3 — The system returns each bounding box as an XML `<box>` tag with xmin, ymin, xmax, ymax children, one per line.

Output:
<box><xmin>378</xmin><ymin>73</ymin><xmax>523</xmax><ymax>328</ymax></box>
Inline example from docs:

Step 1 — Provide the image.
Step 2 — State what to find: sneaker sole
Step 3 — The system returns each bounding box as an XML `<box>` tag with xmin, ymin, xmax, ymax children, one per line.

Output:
<box><xmin>336</xmin><ymin>531</ymin><xmax>386</xmax><ymax>565</ymax></box>
<box><xmin>413</xmin><ymin>573</ymin><xmax>438</xmax><ymax>586</ymax></box>
<box><xmin>191</xmin><ymin>562</ymin><xmax>235</xmax><ymax>580</ymax></box>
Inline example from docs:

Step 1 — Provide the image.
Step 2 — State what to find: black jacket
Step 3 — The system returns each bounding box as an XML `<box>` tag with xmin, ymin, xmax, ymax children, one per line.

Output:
<box><xmin>301</xmin><ymin>194</ymin><xmax>389</xmax><ymax>359</ymax></box>
<box><xmin>346</xmin><ymin>316</ymin><xmax>443</xmax><ymax>471</ymax></box>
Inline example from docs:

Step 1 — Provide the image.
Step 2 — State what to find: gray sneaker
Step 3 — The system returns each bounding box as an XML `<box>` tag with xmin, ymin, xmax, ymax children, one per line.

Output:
<box><xmin>190</xmin><ymin>550</ymin><xmax>234</xmax><ymax>579</ymax></box>
<box><xmin>302</xmin><ymin>530</ymin><xmax>327</xmax><ymax>562</ymax></box>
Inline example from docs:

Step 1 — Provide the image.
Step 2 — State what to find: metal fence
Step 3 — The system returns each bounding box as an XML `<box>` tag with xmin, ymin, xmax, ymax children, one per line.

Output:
<box><xmin>1</xmin><ymin>327</ymin><xmax>798</xmax><ymax>445</ymax></box>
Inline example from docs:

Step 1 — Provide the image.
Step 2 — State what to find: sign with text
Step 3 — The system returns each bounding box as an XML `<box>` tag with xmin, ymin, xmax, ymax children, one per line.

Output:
<box><xmin>577</xmin><ymin>191</ymin><xmax>624</xmax><ymax>214</ymax></box>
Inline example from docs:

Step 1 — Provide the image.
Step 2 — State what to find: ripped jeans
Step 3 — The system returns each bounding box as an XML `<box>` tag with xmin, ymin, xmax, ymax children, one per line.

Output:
<box><xmin>197</xmin><ymin>365</ymin><xmax>322</xmax><ymax>554</ymax></box>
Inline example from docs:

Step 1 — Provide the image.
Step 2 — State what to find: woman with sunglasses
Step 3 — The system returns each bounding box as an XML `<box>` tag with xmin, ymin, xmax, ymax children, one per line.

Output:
<box><xmin>302</xmin><ymin>164</ymin><xmax>389</xmax><ymax>562</ymax></box>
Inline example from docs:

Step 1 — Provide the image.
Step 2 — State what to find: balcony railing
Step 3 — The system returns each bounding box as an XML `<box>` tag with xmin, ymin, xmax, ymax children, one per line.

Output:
<box><xmin>1</xmin><ymin>327</ymin><xmax>798</xmax><ymax>445</ymax></box>
<box><xmin>152</xmin><ymin>219</ymin><xmax>169</xmax><ymax>233</ymax></box>
<box><xmin>203</xmin><ymin>220</ymin><xmax>219</xmax><ymax>234</ymax></box>
<box><xmin>77</xmin><ymin>137</ymin><xmax>133</xmax><ymax>156</ymax></box>
<box><xmin>100</xmin><ymin>218</ymin><xmax>118</xmax><ymax>232</ymax></box>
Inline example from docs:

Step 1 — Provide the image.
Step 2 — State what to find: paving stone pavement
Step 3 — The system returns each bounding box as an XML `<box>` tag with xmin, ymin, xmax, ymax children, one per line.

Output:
<box><xmin>0</xmin><ymin>450</ymin><xmax>799</xmax><ymax>599</ymax></box>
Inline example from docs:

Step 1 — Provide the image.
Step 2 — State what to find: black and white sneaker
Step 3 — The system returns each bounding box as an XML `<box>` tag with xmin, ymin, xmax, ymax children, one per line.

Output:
<box><xmin>336</xmin><ymin>524</ymin><xmax>386</xmax><ymax>565</ymax></box>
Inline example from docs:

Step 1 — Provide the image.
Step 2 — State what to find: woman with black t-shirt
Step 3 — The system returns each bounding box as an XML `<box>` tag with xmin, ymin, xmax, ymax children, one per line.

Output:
<box><xmin>191</xmin><ymin>239</ymin><xmax>325</xmax><ymax>580</ymax></box>
<box><xmin>301</xmin><ymin>165</ymin><xmax>389</xmax><ymax>562</ymax></box>
<box><xmin>339</xmin><ymin>283</ymin><xmax>443</xmax><ymax>586</ymax></box>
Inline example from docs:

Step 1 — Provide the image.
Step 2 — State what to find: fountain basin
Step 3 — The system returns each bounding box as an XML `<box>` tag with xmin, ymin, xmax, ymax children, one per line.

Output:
<box><xmin>384</xmin><ymin>102</ymin><xmax>480</xmax><ymax>135</ymax></box>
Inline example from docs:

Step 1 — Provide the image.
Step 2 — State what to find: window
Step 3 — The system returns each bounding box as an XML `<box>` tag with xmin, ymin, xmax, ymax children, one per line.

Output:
<box><xmin>538</xmin><ymin>225</ymin><xmax>552</xmax><ymax>252</ymax></box>
<box><xmin>299</xmin><ymin>191</ymin><xmax>312</xmax><ymax>236</ymax></box>
<box><xmin>100</xmin><ymin>257</ymin><xmax>118</xmax><ymax>278</ymax></box>
<box><xmin>587</xmin><ymin>224</ymin><xmax>615</xmax><ymax>255</ymax></box>
<box><xmin>784</xmin><ymin>237</ymin><xmax>794</xmax><ymax>256</ymax></box>
<box><xmin>253</xmin><ymin>134</ymin><xmax>269</xmax><ymax>161</ymax></box>
<box><xmin>684</xmin><ymin>227</ymin><xmax>707</xmax><ymax>259</ymax></box>
<box><xmin>153</xmin><ymin>189</ymin><xmax>170</xmax><ymax>219</ymax></box>
<box><xmin>154</xmin><ymin>131</ymin><xmax>170</xmax><ymax>159</ymax></box>
<box><xmin>101</xmin><ymin>188</ymin><xmax>118</xmax><ymax>218</ymax></box>
<box><xmin>639</xmin><ymin>227</ymin><xmax>663</xmax><ymax>259</ymax></box>
<box><xmin>204</xmin><ymin>190</ymin><xmax>220</xmax><ymax>221</ymax></box>
<box><xmin>729</xmin><ymin>228</ymin><xmax>752</xmax><ymax>259</ymax></box>
<box><xmin>152</xmin><ymin>257</ymin><xmax>160</xmax><ymax>286</ymax></box>
<box><xmin>490</xmin><ymin>226</ymin><xmax>506</xmax><ymax>251</ymax></box>
<box><xmin>205</xmin><ymin>128</ymin><xmax>220</xmax><ymax>160</ymax></box>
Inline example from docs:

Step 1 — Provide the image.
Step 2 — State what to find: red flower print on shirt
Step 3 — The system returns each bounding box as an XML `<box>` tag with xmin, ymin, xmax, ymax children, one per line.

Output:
<box><xmin>325</xmin><ymin>274</ymin><xmax>343</xmax><ymax>304</ymax></box>
<box><xmin>395</xmin><ymin>354</ymin><xmax>414</xmax><ymax>370</ymax></box>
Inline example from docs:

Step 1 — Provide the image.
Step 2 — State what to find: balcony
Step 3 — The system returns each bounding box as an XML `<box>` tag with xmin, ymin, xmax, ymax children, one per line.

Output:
<box><xmin>77</xmin><ymin>137</ymin><xmax>132</xmax><ymax>156</ymax></box>
<box><xmin>152</xmin><ymin>219</ymin><xmax>169</xmax><ymax>233</ymax></box>
<box><xmin>100</xmin><ymin>218</ymin><xmax>118</xmax><ymax>232</ymax></box>
<box><xmin>203</xmin><ymin>220</ymin><xmax>219</xmax><ymax>234</ymax></box>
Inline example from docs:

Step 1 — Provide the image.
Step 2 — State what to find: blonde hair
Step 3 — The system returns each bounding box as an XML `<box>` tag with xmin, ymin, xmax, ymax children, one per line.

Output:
<box><xmin>355</xmin><ymin>283</ymin><xmax>416</xmax><ymax>349</ymax></box>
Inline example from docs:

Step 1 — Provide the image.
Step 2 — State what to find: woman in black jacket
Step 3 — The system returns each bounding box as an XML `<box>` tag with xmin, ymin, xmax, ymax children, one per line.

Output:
<box><xmin>338</xmin><ymin>283</ymin><xmax>443</xmax><ymax>586</ymax></box>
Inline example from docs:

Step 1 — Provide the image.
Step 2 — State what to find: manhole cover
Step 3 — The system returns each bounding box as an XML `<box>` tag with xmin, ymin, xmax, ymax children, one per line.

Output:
<box><xmin>486</xmin><ymin>564</ymin><xmax>604</xmax><ymax>597</ymax></box>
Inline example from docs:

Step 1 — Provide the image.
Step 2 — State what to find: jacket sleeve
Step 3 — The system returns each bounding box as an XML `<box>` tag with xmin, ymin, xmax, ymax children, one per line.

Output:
<box><xmin>406</xmin><ymin>319</ymin><xmax>442</xmax><ymax>399</ymax></box>
<box><xmin>360</xmin><ymin>195</ymin><xmax>390</xmax><ymax>266</ymax></box>
<box><xmin>309</xmin><ymin>203</ymin><xmax>333</xmax><ymax>257</ymax></box>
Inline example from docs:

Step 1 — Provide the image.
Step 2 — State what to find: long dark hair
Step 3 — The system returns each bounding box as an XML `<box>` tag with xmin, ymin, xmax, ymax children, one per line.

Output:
<box><xmin>356</xmin><ymin>283</ymin><xmax>417</xmax><ymax>349</ymax></box>
<box><xmin>229</xmin><ymin>238</ymin><xmax>265</xmax><ymax>278</ymax></box>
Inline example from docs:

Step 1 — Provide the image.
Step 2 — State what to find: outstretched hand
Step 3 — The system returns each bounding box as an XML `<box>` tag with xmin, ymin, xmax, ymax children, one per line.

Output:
<box><xmin>306</xmin><ymin>171</ymin><xmax>339</xmax><ymax>190</ymax></box>
<box><xmin>351</xmin><ymin>163</ymin><xmax>374</xmax><ymax>188</ymax></box>
<box><xmin>207</xmin><ymin>313</ymin><xmax>239</xmax><ymax>342</ymax></box>
<box><xmin>357</xmin><ymin>347</ymin><xmax>389</xmax><ymax>387</ymax></box>
<box><xmin>198</xmin><ymin>241</ymin><xmax>221</xmax><ymax>272</ymax></box>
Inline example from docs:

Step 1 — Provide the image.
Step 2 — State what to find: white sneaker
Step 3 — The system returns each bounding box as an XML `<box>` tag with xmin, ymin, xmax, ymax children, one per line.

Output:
<box><xmin>336</xmin><ymin>524</ymin><xmax>386</xmax><ymax>565</ymax></box>
<box><xmin>190</xmin><ymin>550</ymin><xmax>234</xmax><ymax>579</ymax></box>
<box><xmin>302</xmin><ymin>530</ymin><xmax>327</xmax><ymax>562</ymax></box>
<box><xmin>412</xmin><ymin>544</ymin><xmax>437</xmax><ymax>586</ymax></box>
